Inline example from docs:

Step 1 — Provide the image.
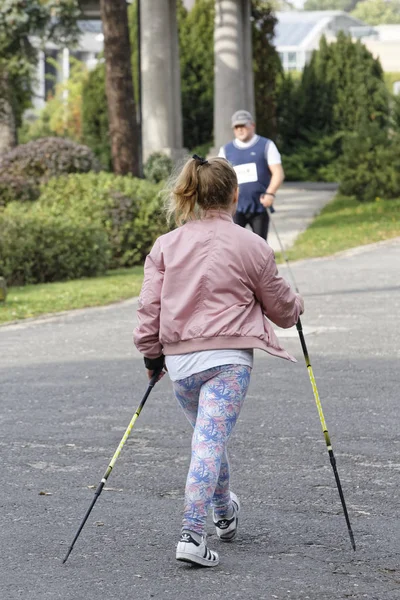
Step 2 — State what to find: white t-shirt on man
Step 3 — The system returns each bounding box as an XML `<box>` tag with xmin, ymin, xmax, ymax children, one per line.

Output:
<box><xmin>218</xmin><ymin>134</ymin><xmax>281</xmax><ymax>164</ymax></box>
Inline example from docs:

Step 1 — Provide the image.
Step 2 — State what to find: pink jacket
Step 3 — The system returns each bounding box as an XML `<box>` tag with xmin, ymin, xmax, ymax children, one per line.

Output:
<box><xmin>134</xmin><ymin>210</ymin><xmax>303</xmax><ymax>362</ymax></box>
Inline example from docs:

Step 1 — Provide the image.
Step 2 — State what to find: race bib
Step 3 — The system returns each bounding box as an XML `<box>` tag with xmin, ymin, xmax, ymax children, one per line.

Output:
<box><xmin>234</xmin><ymin>162</ymin><xmax>258</xmax><ymax>185</ymax></box>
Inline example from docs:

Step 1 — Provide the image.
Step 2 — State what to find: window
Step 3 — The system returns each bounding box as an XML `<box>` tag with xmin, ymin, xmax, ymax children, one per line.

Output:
<box><xmin>278</xmin><ymin>51</ymin><xmax>299</xmax><ymax>72</ymax></box>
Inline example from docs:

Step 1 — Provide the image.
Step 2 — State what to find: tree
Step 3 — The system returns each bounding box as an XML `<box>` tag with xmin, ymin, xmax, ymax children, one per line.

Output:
<box><xmin>100</xmin><ymin>0</ymin><xmax>139</xmax><ymax>176</ymax></box>
<box><xmin>351</xmin><ymin>0</ymin><xmax>400</xmax><ymax>25</ymax></box>
<box><xmin>252</xmin><ymin>0</ymin><xmax>282</xmax><ymax>140</ymax></box>
<box><xmin>82</xmin><ymin>61</ymin><xmax>111</xmax><ymax>170</ymax></box>
<box><xmin>0</xmin><ymin>0</ymin><xmax>80</xmax><ymax>155</ymax></box>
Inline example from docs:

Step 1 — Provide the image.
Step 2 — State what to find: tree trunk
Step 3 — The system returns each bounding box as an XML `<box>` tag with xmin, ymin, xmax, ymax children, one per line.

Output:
<box><xmin>100</xmin><ymin>0</ymin><xmax>139</xmax><ymax>176</ymax></box>
<box><xmin>0</xmin><ymin>72</ymin><xmax>17</xmax><ymax>156</ymax></box>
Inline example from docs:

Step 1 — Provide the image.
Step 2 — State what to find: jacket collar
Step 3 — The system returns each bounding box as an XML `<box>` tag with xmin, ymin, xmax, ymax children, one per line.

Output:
<box><xmin>203</xmin><ymin>209</ymin><xmax>234</xmax><ymax>222</ymax></box>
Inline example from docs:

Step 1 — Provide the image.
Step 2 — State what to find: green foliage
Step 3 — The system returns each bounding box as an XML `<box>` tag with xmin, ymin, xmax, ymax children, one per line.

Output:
<box><xmin>144</xmin><ymin>152</ymin><xmax>174</xmax><ymax>184</ymax></box>
<box><xmin>0</xmin><ymin>0</ymin><xmax>80</xmax><ymax>129</ymax></box>
<box><xmin>178</xmin><ymin>0</ymin><xmax>214</xmax><ymax>150</ymax></box>
<box><xmin>81</xmin><ymin>61</ymin><xmax>111</xmax><ymax>170</ymax></box>
<box><xmin>279</xmin><ymin>34</ymin><xmax>390</xmax><ymax>182</ymax></box>
<box><xmin>20</xmin><ymin>57</ymin><xmax>89</xmax><ymax>144</ymax></box>
<box><xmin>339</xmin><ymin>125</ymin><xmax>400</xmax><ymax>202</ymax></box>
<box><xmin>351</xmin><ymin>0</ymin><xmax>400</xmax><ymax>25</ymax></box>
<box><xmin>0</xmin><ymin>203</ymin><xmax>110</xmax><ymax>286</ymax></box>
<box><xmin>36</xmin><ymin>172</ymin><xmax>168</xmax><ymax>267</ymax></box>
<box><xmin>0</xmin><ymin>137</ymin><xmax>100</xmax><ymax>184</ymax></box>
<box><xmin>252</xmin><ymin>1</ymin><xmax>283</xmax><ymax>140</ymax></box>
<box><xmin>0</xmin><ymin>174</ymin><xmax>40</xmax><ymax>207</ymax></box>
<box><xmin>282</xmin><ymin>132</ymin><xmax>343</xmax><ymax>182</ymax></box>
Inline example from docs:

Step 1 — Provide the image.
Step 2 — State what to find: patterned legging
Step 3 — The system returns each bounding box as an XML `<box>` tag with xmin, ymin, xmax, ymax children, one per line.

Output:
<box><xmin>173</xmin><ymin>364</ymin><xmax>251</xmax><ymax>535</ymax></box>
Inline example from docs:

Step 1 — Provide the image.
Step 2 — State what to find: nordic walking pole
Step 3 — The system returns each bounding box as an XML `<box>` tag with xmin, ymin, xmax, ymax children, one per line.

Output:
<box><xmin>63</xmin><ymin>369</ymin><xmax>162</xmax><ymax>564</ymax></box>
<box><xmin>268</xmin><ymin>208</ymin><xmax>356</xmax><ymax>551</ymax></box>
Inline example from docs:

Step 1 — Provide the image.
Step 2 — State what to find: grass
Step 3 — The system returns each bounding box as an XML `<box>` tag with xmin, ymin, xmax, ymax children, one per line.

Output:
<box><xmin>280</xmin><ymin>195</ymin><xmax>400</xmax><ymax>262</ymax></box>
<box><xmin>1</xmin><ymin>195</ymin><xmax>399</xmax><ymax>325</ymax></box>
<box><xmin>0</xmin><ymin>267</ymin><xmax>144</xmax><ymax>325</ymax></box>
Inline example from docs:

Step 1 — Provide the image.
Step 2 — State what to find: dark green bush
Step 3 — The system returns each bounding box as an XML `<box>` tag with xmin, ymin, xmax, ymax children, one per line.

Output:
<box><xmin>339</xmin><ymin>127</ymin><xmax>400</xmax><ymax>202</ymax></box>
<box><xmin>37</xmin><ymin>172</ymin><xmax>168</xmax><ymax>267</ymax></box>
<box><xmin>0</xmin><ymin>137</ymin><xmax>100</xmax><ymax>184</ymax></box>
<box><xmin>144</xmin><ymin>152</ymin><xmax>174</xmax><ymax>184</ymax></box>
<box><xmin>0</xmin><ymin>175</ymin><xmax>40</xmax><ymax>207</ymax></box>
<box><xmin>282</xmin><ymin>133</ymin><xmax>343</xmax><ymax>182</ymax></box>
<box><xmin>0</xmin><ymin>204</ymin><xmax>110</xmax><ymax>286</ymax></box>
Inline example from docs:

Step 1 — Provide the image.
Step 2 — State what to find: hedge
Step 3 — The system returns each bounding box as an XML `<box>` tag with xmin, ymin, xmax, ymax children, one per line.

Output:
<box><xmin>37</xmin><ymin>172</ymin><xmax>169</xmax><ymax>267</ymax></box>
<box><xmin>0</xmin><ymin>137</ymin><xmax>100</xmax><ymax>185</ymax></box>
<box><xmin>0</xmin><ymin>204</ymin><xmax>110</xmax><ymax>286</ymax></box>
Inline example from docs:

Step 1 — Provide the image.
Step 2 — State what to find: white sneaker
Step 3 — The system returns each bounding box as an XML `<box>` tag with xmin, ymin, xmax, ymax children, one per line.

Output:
<box><xmin>213</xmin><ymin>491</ymin><xmax>240</xmax><ymax>542</ymax></box>
<box><xmin>176</xmin><ymin>531</ymin><xmax>219</xmax><ymax>567</ymax></box>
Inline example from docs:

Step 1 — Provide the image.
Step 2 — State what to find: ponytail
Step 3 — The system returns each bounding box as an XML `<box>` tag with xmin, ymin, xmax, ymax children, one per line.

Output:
<box><xmin>166</xmin><ymin>155</ymin><xmax>237</xmax><ymax>226</ymax></box>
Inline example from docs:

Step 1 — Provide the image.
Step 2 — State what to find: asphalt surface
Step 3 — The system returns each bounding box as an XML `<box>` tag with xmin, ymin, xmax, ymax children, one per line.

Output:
<box><xmin>1</xmin><ymin>236</ymin><xmax>399</xmax><ymax>600</ymax></box>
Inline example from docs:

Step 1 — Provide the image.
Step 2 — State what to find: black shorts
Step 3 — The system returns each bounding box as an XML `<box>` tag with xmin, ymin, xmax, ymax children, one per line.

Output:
<box><xmin>234</xmin><ymin>211</ymin><xmax>269</xmax><ymax>240</ymax></box>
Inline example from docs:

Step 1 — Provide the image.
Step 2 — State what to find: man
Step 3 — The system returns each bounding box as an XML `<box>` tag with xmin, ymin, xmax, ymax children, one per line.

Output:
<box><xmin>219</xmin><ymin>110</ymin><xmax>284</xmax><ymax>240</ymax></box>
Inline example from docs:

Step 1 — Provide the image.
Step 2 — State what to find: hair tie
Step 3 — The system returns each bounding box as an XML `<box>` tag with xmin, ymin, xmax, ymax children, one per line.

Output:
<box><xmin>192</xmin><ymin>153</ymin><xmax>208</xmax><ymax>165</ymax></box>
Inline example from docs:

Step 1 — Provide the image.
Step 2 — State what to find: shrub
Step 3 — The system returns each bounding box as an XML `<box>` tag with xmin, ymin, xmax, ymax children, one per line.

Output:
<box><xmin>0</xmin><ymin>175</ymin><xmax>40</xmax><ymax>207</ymax></box>
<box><xmin>339</xmin><ymin>128</ymin><xmax>400</xmax><ymax>202</ymax></box>
<box><xmin>37</xmin><ymin>172</ymin><xmax>168</xmax><ymax>267</ymax></box>
<box><xmin>282</xmin><ymin>133</ymin><xmax>343</xmax><ymax>182</ymax></box>
<box><xmin>0</xmin><ymin>204</ymin><xmax>110</xmax><ymax>286</ymax></box>
<box><xmin>144</xmin><ymin>152</ymin><xmax>174</xmax><ymax>184</ymax></box>
<box><xmin>0</xmin><ymin>137</ymin><xmax>100</xmax><ymax>185</ymax></box>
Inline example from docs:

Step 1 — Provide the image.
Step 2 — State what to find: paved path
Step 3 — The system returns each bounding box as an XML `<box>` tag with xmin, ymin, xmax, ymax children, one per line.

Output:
<box><xmin>1</xmin><ymin>236</ymin><xmax>399</xmax><ymax>600</ymax></box>
<box><xmin>267</xmin><ymin>182</ymin><xmax>337</xmax><ymax>253</ymax></box>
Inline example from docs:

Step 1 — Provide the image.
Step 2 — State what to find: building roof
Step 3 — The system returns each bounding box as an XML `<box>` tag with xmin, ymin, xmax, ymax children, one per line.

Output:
<box><xmin>274</xmin><ymin>10</ymin><xmax>363</xmax><ymax>49</ymax></box>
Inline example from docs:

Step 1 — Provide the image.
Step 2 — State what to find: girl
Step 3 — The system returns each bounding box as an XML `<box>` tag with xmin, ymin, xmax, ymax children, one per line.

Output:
<box><xmin>134</xmin><ymin>155</ymin><xmax>304</xmax><ymax>567</ymax></box>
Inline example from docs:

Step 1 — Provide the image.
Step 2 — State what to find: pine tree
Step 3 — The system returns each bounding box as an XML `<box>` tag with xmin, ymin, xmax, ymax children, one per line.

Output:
<box><xmin>252</xmin><ymin>0</ymin><xmax>282</xmax><ymax>140</ymax></box>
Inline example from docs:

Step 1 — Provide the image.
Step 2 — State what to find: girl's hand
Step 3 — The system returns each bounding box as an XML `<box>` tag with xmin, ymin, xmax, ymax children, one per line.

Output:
<box><xmin>147</xmin><ymin>369</ymin><xmax>165</xmax><ymax>382</ymax></box>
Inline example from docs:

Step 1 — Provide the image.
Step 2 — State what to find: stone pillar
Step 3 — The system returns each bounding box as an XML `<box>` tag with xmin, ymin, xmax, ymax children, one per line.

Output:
<box><xmin>32</xmin><ymin>50</ymin><xmax>46</xmax><ymax>111</ymax></box>
<box><xmin>213</xmin><ymin>0</ymin><xmax>254</xmax><ymax>152</ymax></box>
<box><xmin>140</xmin><ymin>0</ymin><xmax>185</xmax><ymax>163</ymax></box>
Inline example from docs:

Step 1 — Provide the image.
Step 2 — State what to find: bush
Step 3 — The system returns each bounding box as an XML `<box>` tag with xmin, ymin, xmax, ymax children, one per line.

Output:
<box><xmin>144</xmin><ymin>152</ymin><xmax>174</xmax><ymax>184</ymax></box>
<box><xmin>0</xmin><ymin>175</ymin><xmax>40</xmax><ymax>207</ymax></box>
<box><xmin>282</xmin><ymin>133</ymin><xmax>343</xmax><ymax>182</ymax></box>
<box><xmin>37</xmin><ymin>172</ymin><xmax>168</xmax><ymax>267</ymax></box>
<box><xmin>0</xmin><ymin>137</ymin><xmax>100</xmax><ymax>185</ymax></box>
<box><xmin>339</xmin><ymin>127</ymin><xmax>400</xmax><ymax>202</ymax></box>
<box><xmin>0</xmin><ymin>204</ymin><xmax>110</xmax><ymax>286</ymax></box>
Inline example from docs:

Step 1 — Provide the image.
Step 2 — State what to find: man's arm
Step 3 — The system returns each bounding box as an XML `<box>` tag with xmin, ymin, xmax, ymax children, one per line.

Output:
<box><xmin>260</xmin><ymin>140</ymin><xmax>285</xmax><ymax>208</ymax></box>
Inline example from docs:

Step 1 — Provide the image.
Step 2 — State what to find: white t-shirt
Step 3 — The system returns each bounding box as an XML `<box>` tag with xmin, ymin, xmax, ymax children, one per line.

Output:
<box><xmin>165</xmin><ymin>349</ymin><xmax>254</xmax><ymax>382</ymax></box>
<box><xmin>218</xmin><ymin>135</ymin><xmax>281</xmax><ymax>164</ymax></box>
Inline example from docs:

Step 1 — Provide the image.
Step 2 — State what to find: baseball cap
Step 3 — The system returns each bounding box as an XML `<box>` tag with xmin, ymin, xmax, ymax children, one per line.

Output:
<box><xmin>231</xmin><ymin>110</ymin><xmax>254</xmax><ymax>128</ymax></box>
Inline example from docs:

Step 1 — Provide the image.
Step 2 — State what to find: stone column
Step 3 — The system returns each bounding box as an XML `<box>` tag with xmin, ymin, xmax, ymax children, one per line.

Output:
<box><xmin>140</xmin><ymin>0</ymin><xmax>185</xmax><ymax>163</ymax></box>
<box><xmin>213</xmin><ymin>0</ymin><xmax>254</xmax><ymax>152</ymax></box>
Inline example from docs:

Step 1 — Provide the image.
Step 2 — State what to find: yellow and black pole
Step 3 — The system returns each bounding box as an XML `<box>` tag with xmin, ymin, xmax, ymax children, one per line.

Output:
<box><xmin>296</xmin><ymin>317</ymin><xmax>356</xmax><ymax>551</ymax></box>
<box><xmin>63</xmin><ymin>370</ymin><xmax>162</xmax><ymax>564</ymax></box>
<box><xmin>268</xmin><ymin>209</ymin><xmax>356</xmax><ymax>551</ymax></box>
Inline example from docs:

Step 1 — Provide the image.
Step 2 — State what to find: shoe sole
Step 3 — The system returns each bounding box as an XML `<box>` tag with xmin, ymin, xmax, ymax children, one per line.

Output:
<box><xmin>176</xmin><ymin>552</ymin><xmax>220</xmax><ymax>567</ymax></box>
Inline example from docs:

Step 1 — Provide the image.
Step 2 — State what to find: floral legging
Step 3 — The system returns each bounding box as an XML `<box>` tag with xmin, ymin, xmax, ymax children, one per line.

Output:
<box><xmin>173</xmin><ymin>364</ymin><xmax>251</xmax><ymax>536</ymax></box>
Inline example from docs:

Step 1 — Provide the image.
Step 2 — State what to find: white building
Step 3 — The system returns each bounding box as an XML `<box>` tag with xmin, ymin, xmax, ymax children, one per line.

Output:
<box><xmin>274</xmin><ymin>10</ymin><xmax>365</xmax><ymax>72</ymax></box>
<box><xmin>31</xmin><ymin>20</ymin><xmax>103</xmax><ymax>111</ymax></box>
<box><xmin>358</xmin><ymin>25</ymin><xmax>400</xmax><ymax>75</ymax></box>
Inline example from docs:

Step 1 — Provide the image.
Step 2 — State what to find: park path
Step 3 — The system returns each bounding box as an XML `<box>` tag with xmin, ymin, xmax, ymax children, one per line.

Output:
<box><xmin>1</xmin><ymin>184</ymin><xmax>399</xmax><ymax>600</ymax></box>
<box><xmin>267</xmin><ymin>182</ymin><xmax>337</xmax><ymax>253</ymax></box>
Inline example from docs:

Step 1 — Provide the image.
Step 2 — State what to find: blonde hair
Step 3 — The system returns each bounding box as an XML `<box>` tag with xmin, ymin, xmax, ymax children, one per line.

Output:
<box><xmin>166</xmin><ymin>156</ymin><xmax>238</xmax><ymax>226</ymax></box>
